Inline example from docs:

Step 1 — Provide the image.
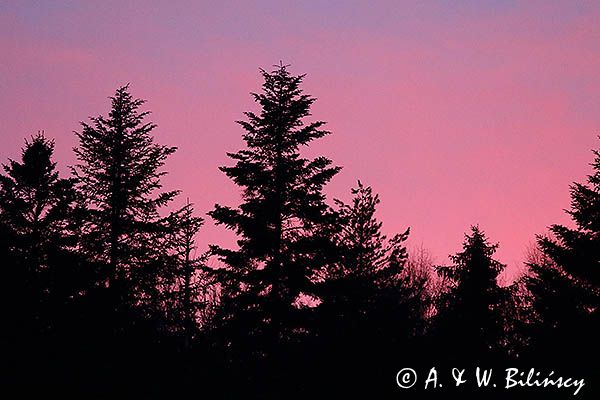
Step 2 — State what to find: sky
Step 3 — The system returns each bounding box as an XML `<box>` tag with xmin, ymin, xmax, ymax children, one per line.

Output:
<box><xmin>1</xmin><ymin>1</ymin><xmax>600</xmax><ymax>273</ymax></box>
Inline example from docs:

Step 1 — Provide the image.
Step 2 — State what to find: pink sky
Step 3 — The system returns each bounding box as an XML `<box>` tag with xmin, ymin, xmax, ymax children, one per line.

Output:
<box><xmin>2</xmin><ymin>1</ymin><xmax>600</xmax><ymax>273</ymax></box>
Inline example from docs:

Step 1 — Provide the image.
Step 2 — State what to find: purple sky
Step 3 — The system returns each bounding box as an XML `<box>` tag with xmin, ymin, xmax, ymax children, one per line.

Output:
<box><xmin>2</xmin><ymin>1</ymin><xmax>600</xmax><ymax>273</ymax></box>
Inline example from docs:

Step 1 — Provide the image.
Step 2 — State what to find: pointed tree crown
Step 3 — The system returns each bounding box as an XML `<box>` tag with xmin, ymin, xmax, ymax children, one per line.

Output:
<box><xmin>333</xmin><ymin>181</ymin><xmax>409</xmax><ymax>277</ymax></box>
<box><xmin>439</xmin><ymin>225</ymin><xmax>504</xmax><ymax>286</ymax></box>
<box><xmin>211</xmin><ymin>64</ymin><xmax>340</xmax><ymax>263</ymax></box>
<box><xmin>538</xmin><ymin>137</ymin><xmax>600</xmax><ymax>285</ymax></box>
<box><xmin>73</xmin><ymin>85</ymin><xmax>178</xmax><ymax>218</ymax></box>
<box><xmin>208</xmin><ymin>64</ymin><xmax>341</xmax><ymax>351</ymax></box>
<box><xmin>72</xmin><ymin>85</ymin><xmax>179</xmax><ymax>266</ymax></box>
<box><xmin>0</xmin><ymin>133</ymin><xmax>76</xmax><ymax>246</ymax></box>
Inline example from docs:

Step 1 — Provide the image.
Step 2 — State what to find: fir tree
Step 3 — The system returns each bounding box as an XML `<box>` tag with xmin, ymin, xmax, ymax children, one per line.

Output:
<box><xmin>525</xmin><ymin>138</ymin><xmax>600</xmax><ymax>363</ymax></box>
<box><xmin>313</xmin><ymin>182</ymin><xmax>426</xmax><ymax>392</ymax></box>
<box><xmin>0</xmin><ymin>133</ymin><xmax>86</xmax><ymax>386</ymax></box>
<box><xmin>0</xmin><ymin>133</ymin><xmax>78</xmax><ymax>273</ymax></box>
<box><xmin>0</xmin><ymin>134</ymin><xmax>82</xmax><ymax>327</ymax></box>
<box><xmin>537</xmin><ymin>140</ymin><xmax>600</xmax><ymax>286</ymax></box>
<box><xmin>434</xmin><ymin>226</ymin><xmax>508</xmax><ymax>361</ymax></box>
<box><xmin>208</xmin><ymin>64</ymin><xmax>340</xmax><ymax>359</ymax></box>
<box><xmin>72</xmin><ymin>85</ymin><xmax>179</xmax><ymax>312</ymax></box>
<box><xmin>317</xmin><ymin>181</ymin><xmax>417</xmax><ymax>340</ymax></box>
<box><xmin>163</xmin><ymin>200</ymin><xmax>205</xmax><ymax>346</ymax></box>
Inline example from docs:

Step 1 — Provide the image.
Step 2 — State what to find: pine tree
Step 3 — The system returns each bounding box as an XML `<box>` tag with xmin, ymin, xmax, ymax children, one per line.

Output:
<box><xmin>72</xmin><ymin>84</ymin><xmax>179</xmax><ymax>313</ymax></box>
<box><xmin>525</xmin><ymin>138</ymin><xmax>600</xmax><ymax>363</ymax></box>
<box><xmin>208</xmin><ymin>64</ymin><xmax>340</xmax><ymax>359</ymax></box>
<box><xmin>434</xmin><ymin>226</ymin><xmax>508</xmax><ymax>361</ymax></box>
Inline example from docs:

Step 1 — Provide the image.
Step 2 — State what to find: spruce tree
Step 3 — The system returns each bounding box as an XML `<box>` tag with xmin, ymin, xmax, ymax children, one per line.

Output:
<box><xmin>537</xmin><ymin>141</ymin><xmax>600</xmax><ymax>286</ymax></box>
<box><xmin>0</xmin><ymin>133</ymin><xmax>84</xmax><ymax>384</ymax></box>
<box><xmin>434</xmin><ymin>226</ymin><xmax>508</xmax><ymax>361</ymax></box>
<box><xmin>314</xmin><ymin>182</ymin><xmax>426</xmax><ymax>390</ymax></box>
<box><xmin>0</xmin><ymin>133</ymin><xmax>78</xmax><ymax>273</ymax></box>
<box><xmin>317</xmin><ymin>181</ymin><xmax>417</xmax><ymax>340</ymax></box>
<box><xmin>72</xmin><ymin>85</ymin><xmax>179</xmax><ymax>313</ymax></box>
<box><xmin>525</xmin><ymin>138</ymin><xmax>600</xmax><ymax>363</ymax></box>
<box><xmin>208</xmin><ymin>64</ymin><xmax>340</xmax><ymax>359</ymax></box>
<box><xmin>163</xmin><ymin>200</ymin><xmax>205</xmax><ymax>346</ymax></box>
<box><xmin>0</xmin><ymin>134</ymin><xmax>81</xmax><ymax>324</ymax></box>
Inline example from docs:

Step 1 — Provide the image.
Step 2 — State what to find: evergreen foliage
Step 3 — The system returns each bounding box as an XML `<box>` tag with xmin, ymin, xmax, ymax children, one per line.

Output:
<box><xmin>72</xmin><ymin>85</ymin><xmax>179</xmax><ymax>315</ymax></box>
<box><xmin>434</xmin><ymin>226</ymin><xmax>508</xmax><ymax>361</ymax></box>
<box><xmin>208</xmin><ymin>64</ymin><xmax>340</xmax><ymax>361</ymax></box>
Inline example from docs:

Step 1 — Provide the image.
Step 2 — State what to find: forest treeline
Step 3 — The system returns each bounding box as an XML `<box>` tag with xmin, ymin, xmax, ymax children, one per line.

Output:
<box><xmin>0</xmin><ymin>65</ymin><xmax>598</xmax><ymax>399</ymax></box>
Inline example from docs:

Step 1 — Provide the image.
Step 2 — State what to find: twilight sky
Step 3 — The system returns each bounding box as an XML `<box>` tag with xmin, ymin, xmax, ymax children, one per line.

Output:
<box><xmin>2</xmin><ymin>1</ymin><xmax>600</xmax><ymax>273</ymax></box>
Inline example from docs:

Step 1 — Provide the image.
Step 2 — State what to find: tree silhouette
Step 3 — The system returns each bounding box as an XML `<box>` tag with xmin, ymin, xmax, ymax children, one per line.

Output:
<box><xmin>312</xmin><ymin>182</ymin><xmax>428</xmax><ymax>395</ymax></box>
<box><xmin>163</xmin><ymin>200</ymin><xmax>206</xmax><ymax>347</ymax></box>
<box><xmin>55</xmin><ymin>84</ymin><xmax>231</xmax><ymax>398</ymax></box>
<box><xmin>0</xmin><ymin>134</ymin><xmax>80</xmax><ymax>327</ymax></box>
<box><xmin>433</xmin><ymin>226</ymin><xmax>508</xmax><ymax>362</ymax></box>
<box><xmin>316</xmin><ymin>181</ymin><xmax>421</xmax><ymax>342</ymax></box>
<box><xmin>72</xmin><ymin>85</ymin><xmax>179</xmax><ymax>315</ymax></box>
<box><xmin>3</xmin><ymin>66</ymin><xmax>599</xmax><ymax>398</ymax></box>
<box><xmin>0</xmin><ymin>133</ymin><xmax>92</xmax><ymax>392</ymax></box>
<box><xmin>0</xmin><ymin>133</ymin><xmax>78</xmax><ymax>275</ymax></box>
<box><xmin>208</xmin><ymin>64</ymin><xmax>340</xmax><ymax>366</ymax></box>
<box><xmin>525</xmin><ymin>138</ymin><xmax>600</xmax><ymax>367</ymax></box>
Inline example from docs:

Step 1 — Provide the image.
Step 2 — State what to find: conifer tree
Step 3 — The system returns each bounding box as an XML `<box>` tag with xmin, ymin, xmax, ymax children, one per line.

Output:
<box><xmin>0</xmin><ymin>134</ymin><xmax>82</xmax><ymax>324</ymax></box>
<box><xmin>0</xmin><ymin>133</ymin><xmax>84</xmax><ymax>377</ymax></box>
<box><xmin>317</xmin><ymin>181</ymin><xmax>418</xmax><ymax>338</ymax></box>
<box><xmin>434</xmin><ymin>226</ymin><xmax>508</xmax><ymax>361</ymax></box>
<box><xmin>72</xmin><ymin>85</ymin><xmax>179</xmax><ymax>313</ymax></box>
<box><xmin>525</xmin><ymin>138</ymin><xmax>600</xmax><ymax>362</ymax></box>
<box><xmin>314</xmin><ymin>181</ymin><xmax>427</xmax><ymax>387</ymax></box>
<box><xmin>163</xmin><ymin>200</ymin><xmax>205</xmax><ymax>346</ymax></box>
<box><xmin>0</xmin><ymin>133</ymin><xmax>78</xmax><ymax>273</ymax></box>
<box><xmin>208</xmin><ymin>64</ymin><xmax>340</xmax><ymax>358</ymax></box>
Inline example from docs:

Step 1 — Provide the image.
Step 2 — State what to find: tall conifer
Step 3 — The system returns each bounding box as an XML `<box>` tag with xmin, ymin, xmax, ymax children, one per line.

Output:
<box><xmin>72</xmin><ymin>85</ymin><xmax>178</xmax><ymax>312</ymax></box>
<box><xmin>209</xmin><ymin>64</ymin><xmax>340</xmax><ymax>357</ymax></box>
<box><xmin>526</xmin><ymin>138</ymin><xmax>600</xmax><ymax>363</ymax></box>
<box><xmin>434</xmin><ymin>226</ymin><xmax>508</xmax><ymax>361</ymax></box>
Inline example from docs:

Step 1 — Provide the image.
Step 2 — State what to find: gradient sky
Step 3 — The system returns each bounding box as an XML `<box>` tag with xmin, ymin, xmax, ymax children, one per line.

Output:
<box><xmin>2</xmin><ymin>1</ymin><xmax>600</xmax><ymax>274</ymax></box>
